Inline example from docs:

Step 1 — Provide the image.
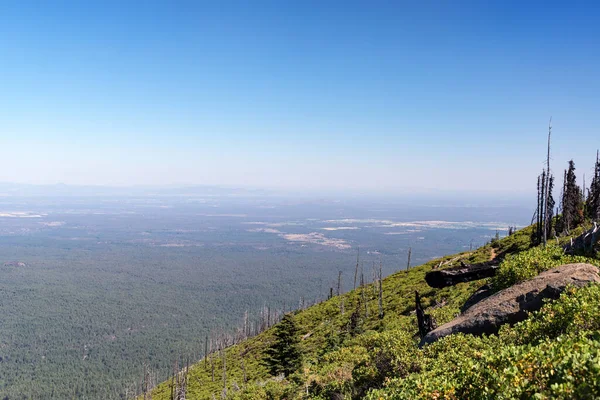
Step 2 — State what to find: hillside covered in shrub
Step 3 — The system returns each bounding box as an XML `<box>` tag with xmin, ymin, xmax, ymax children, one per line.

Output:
<box><xmin>144</xmin><ymin>221</ymin><xmax>600</xmax><ymax>399</ymax></box>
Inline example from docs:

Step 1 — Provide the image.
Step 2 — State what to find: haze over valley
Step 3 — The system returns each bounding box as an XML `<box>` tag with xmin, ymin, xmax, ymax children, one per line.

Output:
<box><xmin>0</xmin><ymin>186</ymin><xmax>529</xmax><ymax>397</ymax></box>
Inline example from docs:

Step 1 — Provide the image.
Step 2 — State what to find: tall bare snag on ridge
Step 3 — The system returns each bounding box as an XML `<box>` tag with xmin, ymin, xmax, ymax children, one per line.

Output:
<box><xmin>543</xmin><ymin>118</ymin><xmax>552</xmax><ymax>246</ymax></box>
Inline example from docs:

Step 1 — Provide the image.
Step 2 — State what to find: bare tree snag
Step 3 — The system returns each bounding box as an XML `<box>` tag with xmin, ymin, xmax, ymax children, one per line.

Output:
<box><xmin>354</xmin><ymin>247</ymin><xmax>360</xmax><ymax>290</ymax></box>
<box><xmin>221</xmin><ymin>346</ymin><xmax>227</xmax><ymax>397</ymax></box>
<box><xmin>378</xmin><ymin>260</ymin><xmax>384</xmax><ymax>319</ymax></box>
<box><xmin>543</xmin><ymin>117</ymin><xmax>552</xmax><ymax>246</ymax></box>
<box><xmin>415</xmin><ymin>291</ymin><xmax>437</xmax><ymax>339</ymax></box>
<box><xmin>210</xmin><ymin>343</ymin><xmax>215</xmax><ymax>382</ymax></box>
<box><xmin>204</xmin><ymin>335</ymin><xmax>209</xmax><ymax>370</ymax></box>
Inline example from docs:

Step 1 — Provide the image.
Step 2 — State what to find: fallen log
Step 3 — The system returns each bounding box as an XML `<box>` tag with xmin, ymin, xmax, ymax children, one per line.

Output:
<box><xmin>564</xmin><ymin>222</ymin><xmax>599</xmax><ymax>255</ymax></box>
<box><xmin>425</xmin><ymin>261</ymin><xmax>499</xmax><ymax>288</ymax></box>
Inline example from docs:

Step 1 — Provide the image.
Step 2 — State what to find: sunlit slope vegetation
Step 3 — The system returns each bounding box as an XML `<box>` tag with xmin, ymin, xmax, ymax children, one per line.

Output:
<box><xmin>147</xmin><ymin>224</ymin><xmax>600</xmax><ymax>399</ymax></box>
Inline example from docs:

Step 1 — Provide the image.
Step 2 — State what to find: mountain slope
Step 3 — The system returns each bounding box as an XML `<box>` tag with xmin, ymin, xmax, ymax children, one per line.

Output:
<box><xmin>146</xmin><ymin>224</ymin><xmax>600</xmax><ymax>399</ymax></box>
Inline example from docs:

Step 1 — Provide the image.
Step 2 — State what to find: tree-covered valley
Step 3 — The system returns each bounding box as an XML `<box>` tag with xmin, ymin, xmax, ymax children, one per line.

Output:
<box><xmin>0</xmin><ymin>189</ymin><xmax>528</xmax><ymax>399</ymax></box>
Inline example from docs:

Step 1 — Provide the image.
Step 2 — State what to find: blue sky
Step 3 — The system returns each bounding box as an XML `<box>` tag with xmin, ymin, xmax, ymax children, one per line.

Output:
<box><xmin>1</xmin><ymin>1</ymin><xmax>599</xmax><ymax>194</ymax></box>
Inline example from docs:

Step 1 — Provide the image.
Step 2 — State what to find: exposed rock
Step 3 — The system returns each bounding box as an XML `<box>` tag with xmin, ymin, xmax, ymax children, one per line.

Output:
<box><xmin>421</xmin><ymin>263</ymin><xmax>600</xmax><ymax>346</ymax></box>
<box><xmin>425</xmin><ymin>261</ymin><xmax>498</xmax><ymax>288</ymax></box>
<box><xmin>460</xmin><ymin>284</ymin><xmax>493</xmax><ymax>313</ymax></box>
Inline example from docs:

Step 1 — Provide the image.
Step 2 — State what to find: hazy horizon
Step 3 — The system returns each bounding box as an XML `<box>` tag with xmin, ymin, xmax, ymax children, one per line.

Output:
<box><xmin>0</xmin><ymin>181</ymin><xmax>535</xmax><ymax>205</ymax></box>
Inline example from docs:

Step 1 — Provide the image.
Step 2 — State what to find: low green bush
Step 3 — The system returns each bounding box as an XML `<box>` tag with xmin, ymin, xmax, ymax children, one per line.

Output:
<box><xmin>367</xmin><ymin>284</ymin><xmax>600</xmax><ymax>400</ymax></box>
<box><xmin>492</xmin><ymin>244</ymin><xmax>599</xmax><ymax>290</ymax></box>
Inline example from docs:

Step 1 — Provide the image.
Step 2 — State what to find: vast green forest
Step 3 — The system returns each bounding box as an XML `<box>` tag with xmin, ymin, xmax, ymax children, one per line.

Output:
<box><xmin>0</xmin><ymin>195</ymin><xmax>522</xmax><ymax>399</ymax></box>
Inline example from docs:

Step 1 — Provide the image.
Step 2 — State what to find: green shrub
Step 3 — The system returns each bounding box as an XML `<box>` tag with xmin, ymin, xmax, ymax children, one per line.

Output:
<box><xmin>501</xmin><ymin>283</ymin><xmax>600</xmax><ymax>345</ymax></box>
<box><xmin>366</xmin><ymin>284</ymin><xmax>600</xmax><ymax>400</ymax></box>
<box><xmin>492</xmin><ymin>244</ymin><xmax>599</xmax><ymax>290</ymax></box>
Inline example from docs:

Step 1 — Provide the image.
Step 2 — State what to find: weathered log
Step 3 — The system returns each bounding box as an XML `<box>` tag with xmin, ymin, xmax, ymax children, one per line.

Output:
<box><xmin>425</xmin><ymin>261</ymin><xmax>499</xmax><ymax>288</ymax></box>
<box><xmin>564</xmin><ymin>222</ymin><xmax>599</xmax><ymax>255</ymax></box>
<box><xmin>415</xmin><ymin>291</ymin><xmax>437</xmax><ymax>339</ymax></box>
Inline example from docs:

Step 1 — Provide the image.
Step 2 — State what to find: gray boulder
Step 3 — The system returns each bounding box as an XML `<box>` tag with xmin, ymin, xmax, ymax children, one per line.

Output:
<box><xmin>420</xmin><ymin>263</ymin><xmax>600</xmax><ymax>346</ymax></box>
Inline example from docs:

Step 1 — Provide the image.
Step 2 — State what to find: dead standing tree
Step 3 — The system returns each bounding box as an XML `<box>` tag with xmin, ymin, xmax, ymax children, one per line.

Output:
<box><xmin>210</xmin><ymin>339</ymin><xmax>215</xmax><ymax>382</ymax></box>
<box><xmin>337</xmin><ymin>270</ymin><xmax>344</xmax><ymax>314</ymax></box>
<box><xmin>221</xmin><ymin>340</ymin><xmax>227</xmax><ymax>398</ymax></box>
<box><xmin>543</xmin><ymin>118</ymin><xmax>552</xmax><ymax>246</ymax></box>
<box><xmin>170</xmin><ymin>359</ymin><xmax>188</xmax><ymax>400</ymax></box>
<box><xmin>415</xmin><ymin>291</ymin><xmax>437</xmax><ymax>339</ymax></box>
<box><xmin>204</xmin><ymin>335</ymin><xmax>209</xmax><ymax>370</ymax></box>
<box><xmin>361</xmin><ymin>269</ymin><xmax>368</xmax><ymax>318</ymax></box>
<box><xmin>141</xmin><ymin>363</ymin><xmax>154</xmax><ymax>400</ymax></box>
<box><xmin>378</xmin><ymin>260</ymin><xmax>384</xmax><ymax>319</ymax></box>
<box><xmin>353</xmin><ymin>247</ymin><xmax>360</xmax><ymax>290</ymax></box>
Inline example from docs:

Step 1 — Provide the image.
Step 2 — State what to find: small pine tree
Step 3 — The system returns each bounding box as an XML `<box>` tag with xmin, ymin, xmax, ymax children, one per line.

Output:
<box><xmin>263</xmin><ymin>313</ymin><xmax>301</xmax><ymax>377</ymax></box>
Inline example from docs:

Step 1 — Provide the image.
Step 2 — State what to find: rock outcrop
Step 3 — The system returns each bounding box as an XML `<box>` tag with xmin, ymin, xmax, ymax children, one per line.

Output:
<box><xmin>420</xmin><ymin>263</ymin><xmax>600</xmax><ymax>346</ymax></box>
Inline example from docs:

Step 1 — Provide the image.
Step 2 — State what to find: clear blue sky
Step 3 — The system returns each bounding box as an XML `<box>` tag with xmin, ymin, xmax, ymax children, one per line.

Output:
<box><xmin>1</xmin><ymin>1</ymin><xmax>599</xmax><ymax>194</ymax></box>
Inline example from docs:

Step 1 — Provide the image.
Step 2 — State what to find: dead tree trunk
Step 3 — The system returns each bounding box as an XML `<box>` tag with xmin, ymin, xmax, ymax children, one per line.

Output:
<box><xmin>361</xmin><ymin>272</ymin><xmax>368</xmax><ymax>318</ymax></box>
<box><xmin>221</xmin><ymin>346</ymin><xmax>227</xmax><ymax>397</ymax></box>
<box><xmin>210</xmin><ymin>342</ymin><xmax>215</xmax><ymax>382</ymax></box>
<box><xmin>406</xmin><ymin>247</ymin><xmax>412</xmax><ymax>270</ymax></box>
<box><xmin>543</xmin><ymin>118</ymin><xmax>552</xmax><ymax>246</ymax></box>
<box><xmin>204</xmin><ymin>336</ymin><xmax>209</xmax><ymax>369</ymax></box>
<box><xmin>170</xmin><ymin>362</ymin><xmax>176</xmax><ymax>400</ymax></box>
<box><xmin>415</xmin><ymin>291</ymin><xmax>437</xmax><ymax>339</ymax></box>
<box><xmin>354</xmin><ymin>247</ymin><xmax>360</xmax><ymax>290</ymax></box>
<box><xmin>378</xmin><ymin>260</ymin><xmax>384</xmax><ymax>319</ymax></box>
<box><xmin>372</xmin><ymin>262</ymin><xmax>378</xmax><ymax>297</ymax></box>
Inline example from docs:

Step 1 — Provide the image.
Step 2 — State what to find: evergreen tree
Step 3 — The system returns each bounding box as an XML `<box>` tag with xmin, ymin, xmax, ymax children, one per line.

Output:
<box><xmin>561</xmin><ymin>160</ymin><xmax>583</xmax><ymax>233</ymax></box>
<box><xmin>263</xmin><ymin>313</ymin><xmax>301</xmax><ymax>377</ymax></box>
<box><xmin>587</xmin><ymin>151</ymin><xmax>600</xmax><ymax>221</ymax></box>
